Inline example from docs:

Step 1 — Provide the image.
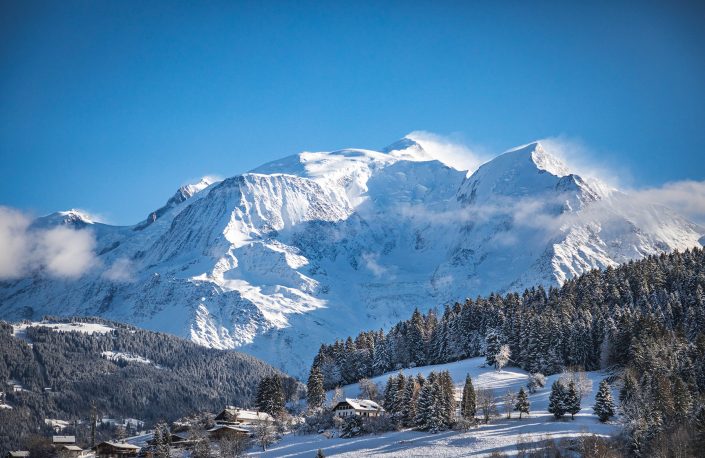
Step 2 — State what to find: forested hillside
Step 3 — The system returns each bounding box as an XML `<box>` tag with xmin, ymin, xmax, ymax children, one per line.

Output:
<box><xmin>0</xmin><ymin>317</ymin><xmax>299</xmax><ymax>454</ymax></box>
<box><xmin>311</xmin><ymin>247</ymin><xmax>705</xmax><ymax>455</ymax></box>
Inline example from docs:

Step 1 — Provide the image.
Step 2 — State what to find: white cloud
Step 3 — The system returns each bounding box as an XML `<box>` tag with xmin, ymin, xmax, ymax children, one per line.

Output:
<box><xmin>103</xmin><ymin>257</ymin><xmax>135</xmax><ymax>282</ymax></box>
<box><xmin>625</xmin><ymin>180</ymin><xmax>705</xmax><ymax>227</ymax></box>
<box><xmin>0</xmin><ymin>207</ymin><xmax>32</xmax><ymax>279</ymax></box>
<box><xmin>406</xmin><ymin>131</ymin><xmax>491</xmax><ymax>173</ymax></box>
<box><xmin>361</xmin><ymin>252</ymin><xmax>393</xmax><ymax>279</ymax></box>
<box><xmin>0</xmin><ymin>206</ymin><xmax>98</xmax><ymax>279</ymax></box>
<box><xmin>37</xmin><ymin>227</ymin><xmax>97</xmax><ymax>278</ymax></box>
<box><xmin>538</xmin><ymin>136</ymin><xmax>628</xmax><ymax>189</ymax></box>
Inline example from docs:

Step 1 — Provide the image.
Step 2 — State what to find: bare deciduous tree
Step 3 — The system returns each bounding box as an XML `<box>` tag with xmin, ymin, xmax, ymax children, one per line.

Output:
<box><xmin>477</xmin><ymin>388</ymin><xmax>498</xmax><ymax>424</ymax></box>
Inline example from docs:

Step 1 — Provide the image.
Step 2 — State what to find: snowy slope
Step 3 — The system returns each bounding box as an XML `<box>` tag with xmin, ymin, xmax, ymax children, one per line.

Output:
<box><xmin>0</xmin><ymin>136</ymin><xmax>702</xmax><ymax>377</ymax></box>
<box><xmin>255</xmin><ymin>357</ymin><xmax>620</xmax><ymax>457</ymax></box>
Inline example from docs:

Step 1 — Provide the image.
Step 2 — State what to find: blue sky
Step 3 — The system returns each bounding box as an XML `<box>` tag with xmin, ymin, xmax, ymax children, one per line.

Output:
<box><xmin>1</xmin><ymin>0</ymin><xmax>704</xmax><ymax>224</ymax></box>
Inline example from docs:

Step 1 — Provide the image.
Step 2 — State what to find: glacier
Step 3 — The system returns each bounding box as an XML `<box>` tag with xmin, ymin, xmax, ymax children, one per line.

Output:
<box><xmin>1</xmin><ymin>135</ymin><xmax>702</xmax><ymax>377</ymax></box>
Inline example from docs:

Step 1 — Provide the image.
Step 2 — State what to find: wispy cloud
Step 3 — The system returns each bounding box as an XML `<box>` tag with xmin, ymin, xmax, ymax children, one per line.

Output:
<box><xmin>0</xmin><ymin>206</ymin><xmax>97</xmax><ymax>279</ymax></box>
<box><xmin>406</xmin><ymin>131</ymin><xmax>492</xmax><ymax>173</ymax></box>
<box><xmin>624</xmin><ymin>180</ymin><xmax>705</xmax><ymax>227</ymax></box>
<box><xmin>102</xmin><ymin>257</ymin><xmax>136</xmax><ymax>282</ymax></box>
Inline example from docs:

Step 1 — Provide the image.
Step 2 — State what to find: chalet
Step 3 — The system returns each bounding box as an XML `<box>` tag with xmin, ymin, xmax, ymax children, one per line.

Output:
<box><xmin>332</xmin><ymin>398</ymin><xmax>385</xmax><ymax>418</ymax></box>
<box><xmin>94</xmin><ymin>441</ymin><xmax>140</xmax><ymax>458</ymax></box>
<box><xmin>55</xmin><ymin>445</ymin><xmax>84</xmax><ymax>457</ymax></box>
<box><xmin>214</xmin><ymin>406</ymin><xmax>274</xmax><ymax>425</ymax></box>
<box><xmin>207</xmin><ymin>425</ymin><xmax>251</xmax><ymax>441</ymax></box>
<box><xmin>5</xmin><ymin>452</ymin><xmax>30</xmax><ymax>458</ymax></box>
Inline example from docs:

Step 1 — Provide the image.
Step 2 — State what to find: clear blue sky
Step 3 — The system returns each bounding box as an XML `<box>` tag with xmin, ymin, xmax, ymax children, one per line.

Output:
<box><xmin>2</xmin><ymin>0</ymin><xmax>704</xmax><ymax>224</ymax></box>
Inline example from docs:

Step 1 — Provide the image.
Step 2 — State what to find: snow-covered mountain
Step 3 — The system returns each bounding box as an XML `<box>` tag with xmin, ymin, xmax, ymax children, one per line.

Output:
<box><xmin>1</xmin><ymin>135</ymin><xmax>702</xmax><ymax>377</ymax></box>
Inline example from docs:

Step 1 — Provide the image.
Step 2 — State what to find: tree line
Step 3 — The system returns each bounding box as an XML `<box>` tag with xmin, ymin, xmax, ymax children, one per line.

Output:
<box><xmin>309</xmin><ymin>247</ymin><xmax>705</xmax><ymax>456</ymax></box>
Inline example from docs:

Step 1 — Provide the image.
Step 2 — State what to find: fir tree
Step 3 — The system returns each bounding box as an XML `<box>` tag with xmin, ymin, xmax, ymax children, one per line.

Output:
<box><xmin>565</xmin><ymin>381</ymin><xmax>581</xmax><ymax>420</ymax></box>
<box><xmin>593</xmin><ymin>379</ymin><xmax>615</xmax><ymax>423</ymax></box>
<box><xmin>460</xmin><ymin>374</ymin><xmax>476</xmax><ymax>420</ymax></box>
<box><xmin>485</xmin><ymin>329</ymin><xmax>501</xmax><ymax>368</ymax></box>
<box><xmin>515</xmin><ymin>387</ymin><xmax>530</xmax><ymax>419</ymax></box>
<box><xmin>548</xmin><ymin>381</ymin><xmax>567</xmax><ymax>419</ymax></box>
<box><xmin>256</xmin><ymin>375</ymin><xmax>285</xmax><ymax>416</ymax></box>
<box><xmin>400</xmin><ymin>377</ymin><xmax>419</xmax><ymax>427</ymax></box>
<box><xmin>307</xmin><ymin>365</ymin><xmax>326</xmax><ymax>410</ymax></box>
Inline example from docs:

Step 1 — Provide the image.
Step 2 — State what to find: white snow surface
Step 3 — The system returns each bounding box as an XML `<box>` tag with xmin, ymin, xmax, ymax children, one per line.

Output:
<box><xmin>257</xmin><ymin>357</ymin><xmax>620</xmax><ymax>457</ymax></box>
<box><xmin>101</xmin><ymin>351</ymin><xmax>154</xmax><ymax>366</ymax></box>
<box><xmin>12</xmin><ymin>321</ymin><xmax>115</xmax><ymax>338</ymax></box>
<box><xmin>1</xmin><ymin>136</ymin><xmax>703</xmax><ymax>377</ymax></box>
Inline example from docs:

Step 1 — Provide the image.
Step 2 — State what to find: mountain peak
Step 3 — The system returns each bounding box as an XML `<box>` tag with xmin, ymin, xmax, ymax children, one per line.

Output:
<box><xmin>502</xmin><ymin>141</ymin><xmax>571</xmax><ymax>177</ymax></box>
<box><xmin>382</xmin><ymin>135</ymin><xmax>434</xmax><ymax>162</ymax></box>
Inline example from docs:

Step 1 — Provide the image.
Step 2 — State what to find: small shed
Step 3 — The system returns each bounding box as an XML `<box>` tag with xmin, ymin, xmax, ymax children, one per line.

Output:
<box><xmin>53</xmin><ymin>436</ymin><xmax>76</xmax><ymax>445</ymax></box>
<box><xmin>95</xmin><ymin>441</ymin><xmax>140</xmax><ymax>457</ymax></box>
<box><xmin>56</xmin><ymin>445</ymin><xmax>84</xmax><ymax>457</ymax></box>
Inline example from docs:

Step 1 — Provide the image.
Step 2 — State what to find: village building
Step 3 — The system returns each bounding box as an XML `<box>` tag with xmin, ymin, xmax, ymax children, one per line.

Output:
<box><xmin>55</xmin><ymin>444</ymin><xmax>84</xmax><ymax>458</ymax></box>
<box><xmin>332</xmin><ymin>398</ymin><xmax>385</xmax><ymax>418</ymax></box>
<box><xmin>5</xmin><ymin>452</ymin><xmax>29</xmax><ymax>458</ymax></box>
<box><xmin>53</xmin><ymin>436</ymin><xmax>76</xmax><ymax>445</ymax></box>
<box><xmin>214</xmin><ymin>406</ymin><xmax>274</xmax><ymax>426</ymax></box>
<box><xmin>207</xmin><ymin>424</ymin><xmax>251</xmax><ymax>441</ymax></box>
<box><xmin>94</xmin><ymin>441</ymin><xmax>140</xmax><ymax>458</ymax></box>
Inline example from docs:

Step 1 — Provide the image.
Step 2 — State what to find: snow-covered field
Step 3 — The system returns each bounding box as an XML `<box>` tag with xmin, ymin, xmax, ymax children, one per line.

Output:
<box><xmin>257</xmin><ymin>358</ymin><xmax>620</xmax><ymax>457</ymax></box>
<box><xmin>12</xmin><ymin>321</ymin><xmax>115</xmax><ymax>339</ymax></box>
<box><xmin>101</xmin><ymin>351</ymin><xmax>156</xmax><ymax>367</ymax></box>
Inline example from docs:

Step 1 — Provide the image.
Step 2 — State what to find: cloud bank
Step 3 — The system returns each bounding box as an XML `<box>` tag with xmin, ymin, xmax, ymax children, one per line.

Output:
<box><xmin>0</xmin><ymin>206</ymin><xmax>97</xmax><ymax>279</ymax></box>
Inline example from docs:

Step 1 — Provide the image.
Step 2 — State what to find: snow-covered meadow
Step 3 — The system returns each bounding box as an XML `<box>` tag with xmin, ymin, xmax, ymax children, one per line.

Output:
<box><xmin>256</xmin><ymin>357</ymin><xmax>620</xmax><ymax>457</ymax></box>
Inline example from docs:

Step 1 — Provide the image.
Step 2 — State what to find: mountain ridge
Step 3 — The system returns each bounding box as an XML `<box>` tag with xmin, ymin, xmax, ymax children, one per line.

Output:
<box><xmin>1</xmin><ymin>135</ymin><xmax>702</xmax><ymax>377</ymax></box>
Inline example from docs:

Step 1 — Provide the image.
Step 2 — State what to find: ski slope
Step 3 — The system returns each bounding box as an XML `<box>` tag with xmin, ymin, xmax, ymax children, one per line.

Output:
<box><xmin>256</xmin><ymin>358</ymin><xmax>620</xmax><ymax>457</ymax></box>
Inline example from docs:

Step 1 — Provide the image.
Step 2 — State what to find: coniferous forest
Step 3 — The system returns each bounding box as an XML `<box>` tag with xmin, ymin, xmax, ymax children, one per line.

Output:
<box><xmin>310</xmin><ymin>248</ymin><xmax>705</xmax><ymax>455</ymax></box>
<box><xmin>0</xmin><ymin>318</ymin><xmax>299</xmax><ymax>454</ymax></box>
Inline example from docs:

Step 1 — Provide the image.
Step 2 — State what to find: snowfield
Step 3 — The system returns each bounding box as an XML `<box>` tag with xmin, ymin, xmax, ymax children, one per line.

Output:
<box><xmin>12</xmin><ymin>321</ymin><xmax>115</xmax><ymax>339</ymax></box>
<box><xmin>259</xmin><ymin>358</ymin><xmax>620</xmax><ymax>457</ymax></box>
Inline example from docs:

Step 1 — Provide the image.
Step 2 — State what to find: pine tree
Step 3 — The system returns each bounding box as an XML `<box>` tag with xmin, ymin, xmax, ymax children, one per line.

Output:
<box><xmin>485</xmin><ymin>329</ymin><xmax>501</xmax><ymax>367</ymax></box>
<box><xmin>383</xmin><ymin>374</ymin><xmax>398</xmax><ymax>412</ymax></box>
<box><xmin>515</xmin><ymin>387</ymin><xmax>530</xmax><ymax>419</ymax></box>
<box><xmin>307</xmin><ymin>365</ymin><xmax>326</xmax><ymax>410</ymax></box>
<box><xmin>565</xmin><ymin>381</ymin><xmax>581</xmax><ymax>420</ymax></box>
<box><xmin>400</xmin><ymin>377</ymin><xmax>419</xmax><ymax>427</ymax></box>
<box><xmin>460</xmin><ymin>374</ymin><xmax>476</xmax><ymax>420</ymax></box>
<box><xmin>593</xmin><ymin>379</ymin><xmax>615</xmax><ymax>422</ymax></box>
<box><xmin>256</xmin><ymin>375</ymin><xmax>285</xmax><ymax>416</ymax></box>
<box><xmin>548</xmin><ymin>380</ymin><xmax>567</xmax><ymax>419</ymax></box>
<box><xmin>316</xmin><ymin>449</ymin><xmax>325</xmax><ymax>458</ymax></box>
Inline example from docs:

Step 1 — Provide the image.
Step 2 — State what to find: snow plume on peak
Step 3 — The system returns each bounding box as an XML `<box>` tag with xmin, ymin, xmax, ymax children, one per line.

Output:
<box><xmin>384</xmin><ymin>131</ymin><xmax>490</xmax><ymax>173</ymax></box>
<box><xmin>0</xmin><ymin>206</ymin><xmax>97</xmax><ymax>279</ymax></box>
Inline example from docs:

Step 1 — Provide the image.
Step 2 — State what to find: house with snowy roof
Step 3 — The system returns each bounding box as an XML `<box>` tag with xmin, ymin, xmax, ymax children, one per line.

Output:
<box><xmin>332</xmin><ymin>399</ymin><xmax>385</xmax><ymax>418</ymax></box>
<box><xmin>214</xmin><ymin>406</ymin><xmax>274</xmax><ymax>426</ymax></box>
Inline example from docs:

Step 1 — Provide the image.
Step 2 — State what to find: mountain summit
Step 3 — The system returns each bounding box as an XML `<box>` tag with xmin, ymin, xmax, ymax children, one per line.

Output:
<box><xmin>1</xmin><ymin>136</ymin><xmax>702</xmax><ymax>376</ymax></box>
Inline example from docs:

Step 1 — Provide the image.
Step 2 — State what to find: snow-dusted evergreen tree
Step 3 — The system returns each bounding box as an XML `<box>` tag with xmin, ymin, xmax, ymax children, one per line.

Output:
<box><xmin>307</xmin><ymin>365</ymin><xmax>326</xmax><ymax>410</ymax></box>
<box><xmin>485</xmin><ymin>329</ymin><xmax>501</xmax><ymax>368</ymax></box>
<box><xmin>460</xmin><ymin>374</ymin><xmax>476</xmax><ymax>420</ymax></box>
<box><xmin>438</xmin><ymin>371</ymin><xmax>456</xmax><ymax>426</ymax></box>
<box><xmin>515</xmin><ymin>387</ymin><xmax>530</xmax><ymax>419</ymax></box>
<box><xmin>409</xmin><ymin>309</ymin><xmax>427</xmax><ymax>366</ymax></box>
<box><xmin>526</xmin><ymin>373</ymin><xmax>546</xmax><ymax>394</ymax></box>
<box><xmin>256</xmin><ymin>375</ymin><xmax>285</xmax><ymax>416</ymax></box>
<box><xmin>548</xmin><ymin>381</ymin><xmax>567</xmax><ymax>419</ymax></box>
<box><xmin>565</xmin><ymin>381</ymin><xmax>581</xmax><ymax>420</ymax></box>
<box><xmin>594</xmin><ymin>379</ymin><xmax>615</xmax><ymax>423</ymax></box>
<box><xmin>382</xmin><ymin>374</ymin><xmax>398</xmax><ymax>413</ymax></box>
<box><xmin>400</xmin><ymin>377</ymin><xmax>419</xmax><ymax>427</ymax></box>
